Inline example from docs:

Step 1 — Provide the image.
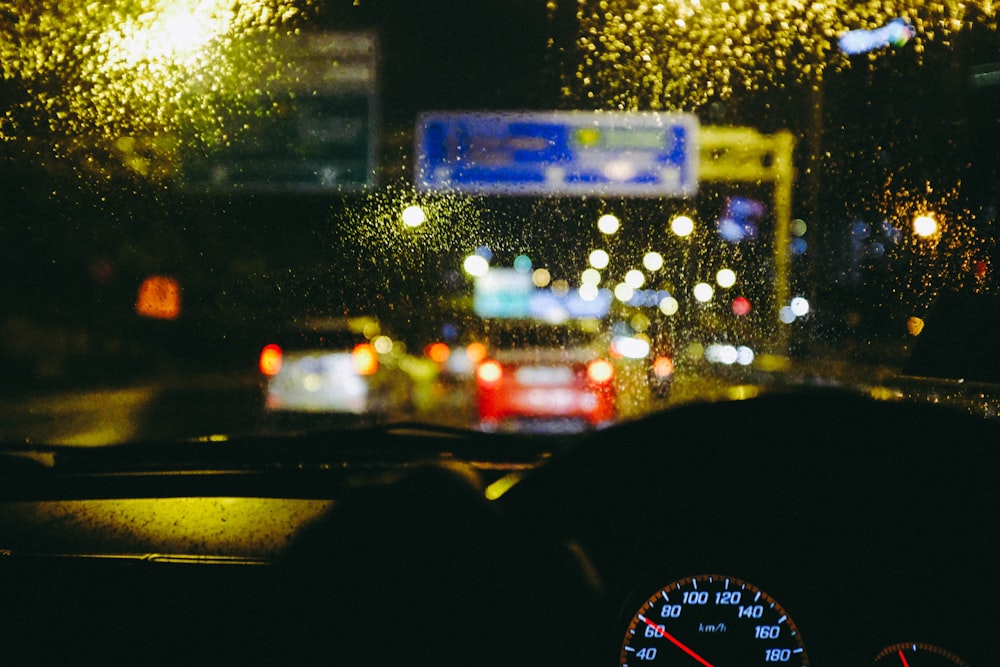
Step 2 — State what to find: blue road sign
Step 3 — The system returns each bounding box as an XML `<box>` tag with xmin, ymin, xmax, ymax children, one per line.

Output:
<box><xmin>416</xmin><ymin>111</ymin><xmax>698</xmax><ymax>197</ymax></box>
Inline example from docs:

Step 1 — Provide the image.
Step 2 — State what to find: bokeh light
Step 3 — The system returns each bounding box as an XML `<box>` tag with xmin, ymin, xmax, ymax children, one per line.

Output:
<box><xmin>463</xmin><ymin>254</ymin><xmax>490</xmax><ymax>277</ymax></box>
<box><xmin>716</xmin><ymin>268</ymin><xmax>737</xmax><ymax>288</ymax></box>
<box><xmin>532</xmin><ymin>268</ymin><xmax>552</xmax><ymax>287</ymax></box>
<box><xmin>614</xmin><ymin>282</ymin><xmax>635</xmax><ymax>302</ymax></box>
<box><xmin>913</xmin><ymin>214</ymin><xmax>939</xmax><ymax>238</ymax></box>
<box><xmin>401</xmin><ymin>205</ymin><xmax>426</xmax><ymax>228</ymax></box>
<box><xmin>598</xmin><ymin>214</ymin><xmax>621</xmax><ymax>235</ymax></box>
<box><xmin>589</xmin><ymin>249</ymin><xmax>611</xmax><ymax>269</ymax></box>
<box><xmin>643</xmin><ymin>252</ymin><xmax>664</xmax><ymax>271</ymax></box>
<box><xmin>671</xmin><ymin>215</ymin><xmax>695</xmax><ymax>237</ymax></box>
<box><xmin>693</xmin><ymin>282</ymin><xmax>714</xmax><ymax>303</ymax></box>
<box><xmin>625</xmin><ymin>269</ymin><xmax>646</xmax><ymax>289</ymax></box>
<box><xmin>579</xmin><ymin>284</ymin><xmax>600</xmax><ymax>301</ymax></box>
<box><xmin>659</xmin><ymin>295</ymin><xmax>680</xmax><ymax>315</ymax></box>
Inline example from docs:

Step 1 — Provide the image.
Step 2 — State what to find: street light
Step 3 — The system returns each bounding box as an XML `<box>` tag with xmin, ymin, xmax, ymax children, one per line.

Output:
<box><xmin>589</xmin><ymin>249</ymin><xmax>611</xmax><ymax>269</ymax></box>
<box><xmin>402</xmin><ymin>205</ymin><xmax>426</xmax><ymax>228</ymax></box>
<box><xmin>913</xmin><ymin>214</ymin><xmax>938</xmax><ymax>238</ymax></box>
<box><xmin>598</xmin><ymin>214</ymin><xmax>621</xmax><ymax>235</ymax></box>
<box><xmin>716</xmin><ymin>268</ymin><xmax>737</xmax><ymax>288</ymax></box>
<box><xmin>671</xmin><ymin>215</ymin><xmax>695</xmax><ymax>237</ymax></box>
<box><xmin>643</xmin><ymin>252</ymin><xmax>664</xmax><ymax>271</ymax></box>
<box><xmin>625</xmin><ymin>269</ymin><xmax>645</xmax><ymax>289</ymax></box>
<box><xmin>463</xmin><ymin>254</ymin><xmax>489</xmax><ymax>277</ymax></box>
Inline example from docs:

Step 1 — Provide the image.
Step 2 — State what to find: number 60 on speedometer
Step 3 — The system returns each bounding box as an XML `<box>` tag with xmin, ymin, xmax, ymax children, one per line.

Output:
<box><xmin>620</xmin><ymin>575</ymin><xmax>809</xmax><ymax>666</ymax></box>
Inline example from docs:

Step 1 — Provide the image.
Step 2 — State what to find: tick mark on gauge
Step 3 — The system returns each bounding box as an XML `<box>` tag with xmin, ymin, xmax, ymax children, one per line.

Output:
<box><xmin>621</xmin><ymin>576</ymin><xmax>809</xmax><ymax>667</ymax></box>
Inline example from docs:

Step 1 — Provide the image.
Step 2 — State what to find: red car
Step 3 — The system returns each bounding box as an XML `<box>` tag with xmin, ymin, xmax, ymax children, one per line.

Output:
<box><xmin>475</xmin><ymin>321</ymin><xmax>616</xmax><ymax>432</ymax></box>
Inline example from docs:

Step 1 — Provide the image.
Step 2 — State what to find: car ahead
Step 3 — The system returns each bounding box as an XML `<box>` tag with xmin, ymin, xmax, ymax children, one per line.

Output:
<box><xmin>475</xmin><ymin>319</ymin><xmax>616</xmax><ymax>431</ymax></box>
<box><xmin>258</xmin><ymin>316</ymin><xmax>411</xmax><ymax>418</ymax></box>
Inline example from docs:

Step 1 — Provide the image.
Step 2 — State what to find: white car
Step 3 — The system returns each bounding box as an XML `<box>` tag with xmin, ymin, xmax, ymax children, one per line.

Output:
<box><xmin>259</xmin><ymin>316</ymin><xmax>409</xmax><ymax>416</ymax></box>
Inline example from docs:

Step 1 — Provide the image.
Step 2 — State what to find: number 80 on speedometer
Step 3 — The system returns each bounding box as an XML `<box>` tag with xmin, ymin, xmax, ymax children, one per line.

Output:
<box><xmin>620</xmin><ymin>575</ymin><xmax>809</xmax><ymax>666</ymax></box>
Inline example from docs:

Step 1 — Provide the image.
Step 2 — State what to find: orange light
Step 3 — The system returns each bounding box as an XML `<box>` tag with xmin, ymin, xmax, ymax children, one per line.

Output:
<box><xmin>653</xmin><ymin>356</ymin><xmax>674</xmax><ymax>378</ymax></box>
<box><xmin>259</xmin><ymin>344</ymin><xmax>283</xmax><ymax>376</ymax></box>
<box><xmin>135</xmin><ymin>275</ymin><xmax>181</xmax><ymax>320</ymax></box>
<box><xmin>465</xmin><ymin>341</ymin><xmax>488</xmax><ymax>364</ymax></box>
<box><xmin>477</xmin><ymin>360</ymin><xmax>503</xmax><ymax>384</ymax></box>
<box><xmin>352</xmin><ymin>343</ymin><xmax>378</xmax><ymax>376</ymax></box>
<box><xmin>587</xmin><ymin>359</ymin><xmax>614</xmax><ymax>383</ymax></box>
<box><xmin>425</xmin><ymin>341</ymin><xmax>451</xmax><ymax>364</ymax></box>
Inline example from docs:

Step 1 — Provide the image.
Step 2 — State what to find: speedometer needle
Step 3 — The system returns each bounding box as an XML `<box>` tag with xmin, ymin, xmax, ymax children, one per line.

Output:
<box><xmin>639</xmin><ymin>614</ymin><xmax>718</xmax><ymax>667</ymax></box>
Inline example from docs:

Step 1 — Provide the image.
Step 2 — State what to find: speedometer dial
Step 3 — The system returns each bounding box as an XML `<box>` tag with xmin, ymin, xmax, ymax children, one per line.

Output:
<box><xmin>620</xmin><ymin>574</ymin><xmax>809</xmax><ymax>666</ymax></box>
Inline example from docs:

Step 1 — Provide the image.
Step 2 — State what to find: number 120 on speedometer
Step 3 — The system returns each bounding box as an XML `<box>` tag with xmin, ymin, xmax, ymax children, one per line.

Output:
<box><xmin>620</xmin><ymin>575</ymin><xmax>809</xmax><ymax>666</ymax></box>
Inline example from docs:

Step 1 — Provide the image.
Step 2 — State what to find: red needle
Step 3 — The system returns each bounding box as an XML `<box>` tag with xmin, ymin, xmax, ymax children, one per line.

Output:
<box><xmin>639</xmin><ymin>615</ymin><xmax>718</xmax><ymax>667</ymax></box>
<box><xmin>897</xmin><ymin>649</ymin><xmax>911</xmax><ymax>667</ymax></box>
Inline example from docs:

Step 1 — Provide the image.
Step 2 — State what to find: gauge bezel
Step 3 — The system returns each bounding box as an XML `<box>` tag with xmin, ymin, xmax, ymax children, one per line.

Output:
<box><xmin>619</xmin><ymin>573</ymin><xmax>809</xmax><ymax>666</ymax></box>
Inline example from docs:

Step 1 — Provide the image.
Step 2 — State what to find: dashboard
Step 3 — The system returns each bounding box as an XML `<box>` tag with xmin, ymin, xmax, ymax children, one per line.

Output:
<box><xmin>501</xmin><ymin>389</ymin><xmax>998</xmax><ymax>666</ymax></box>
<box><xmin>0</xmin><ymin>387</ymin><xmax>995</xmax><ymax>665</ymax></box>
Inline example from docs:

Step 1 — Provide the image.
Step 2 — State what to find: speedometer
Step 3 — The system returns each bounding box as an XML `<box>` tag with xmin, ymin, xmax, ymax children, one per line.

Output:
<box><xmin>620</xmin><ymin>574</ymin><xmax>809</xmax><ymax>666</ymax></box>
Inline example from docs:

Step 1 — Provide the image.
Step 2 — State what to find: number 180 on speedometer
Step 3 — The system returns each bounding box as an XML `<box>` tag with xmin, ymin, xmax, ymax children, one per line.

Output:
<box><xmin>620</xmin><ymin>575</ymin><xmax>809</xmax><ymax>666</ymax></box>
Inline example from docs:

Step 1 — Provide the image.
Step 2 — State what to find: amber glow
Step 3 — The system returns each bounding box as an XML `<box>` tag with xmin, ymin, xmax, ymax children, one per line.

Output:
<box><xmin>425</xmin><ymin>342</ymin><xmax>451</xmax><ymax>364</ymax></box>
<box><xmin>1</xmin><ymin>0</ymin><xmax>308</xmax><ymax>169</ymax></box>
<box><xmin>352</xmin><ymin>343</ymin><xmax>378</xmax><ymax>376</ymax></box>
<box><xmin>259</xmin><ymin>344</ymin><xmax>283</xmax><ymax>376</ymax></box>
<box><xmin>587</xmin><ymin>359</ymin><xmax>615</xmax><ymax>383</ymax></box>
<box><xmin>465</xmin><ymin>342</ymin><xmax>488</xmax><ymax>364</ymax></box>
<box><xmin>135</xmin><ymin>275</ymin><xmax>181</xmax><ymax>320</ymax></box>
<box><xmin>653</xmin><ymin>356</ymin><xmax>674</xmax><ymax>378</ymax></box>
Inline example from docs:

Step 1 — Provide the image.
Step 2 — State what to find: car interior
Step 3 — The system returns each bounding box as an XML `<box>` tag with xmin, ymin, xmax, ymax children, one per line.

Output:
<box><xmin>0</xmin><ymin>386</ymin><xmax>995</xmax><ymax>665</ymax></box>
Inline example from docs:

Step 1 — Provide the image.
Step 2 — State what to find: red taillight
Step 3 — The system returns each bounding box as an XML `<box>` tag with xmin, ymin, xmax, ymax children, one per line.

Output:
<box><xmin>259</xmin><ymin>344</ymin><xmax>283</xmax><ymax>376</ymax></box>
<box><xmin>477</xmin><ymin>360</ymin><xmax>503</xmax><ymax>384</ymax></box>
<box><xmin>653</xmin><ymin>356</ymin><xmax>674</xmax><ymax>378</ymax></box>
<box><xmin>352</xmin><ymin>343</ymin><xmax>379</xmax><ymax>376</ymax></box>
<box><xmin>587</xmin><ymin>359</ymin><xmax>614</xmax><ymax>384</ymax></box>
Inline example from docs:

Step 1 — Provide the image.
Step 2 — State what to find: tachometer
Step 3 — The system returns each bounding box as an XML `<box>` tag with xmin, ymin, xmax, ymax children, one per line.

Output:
<box><xmin>874</xmin><ymin>643</ymin><xmax>969</xmax><ymax>667</ymax></box>
<box><xmin>620</xmin><ymin>574</ymin><xmax>809</xmax><ymax>666</ymax></box>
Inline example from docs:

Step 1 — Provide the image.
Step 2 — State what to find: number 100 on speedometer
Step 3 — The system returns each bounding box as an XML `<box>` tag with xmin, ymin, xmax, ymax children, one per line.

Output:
<box><xmin>620</xmin><ymin>575</ymin><xmax>809</xmax><ymax>666</ymax></box>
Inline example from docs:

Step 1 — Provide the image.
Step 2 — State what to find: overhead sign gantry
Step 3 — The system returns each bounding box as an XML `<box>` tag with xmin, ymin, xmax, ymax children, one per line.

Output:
<box><xmin>416</xmin><ymin>111</ymin><xmax>698</xmax><ymax>197</ymax></box>
<box><xmin>415</xmin><ymin>112</ymin><xmax>795</xmax><ymax>353</ymax></box>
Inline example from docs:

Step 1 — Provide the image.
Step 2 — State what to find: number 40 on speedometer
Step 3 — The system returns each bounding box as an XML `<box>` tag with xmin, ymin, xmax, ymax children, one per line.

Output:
<box><xmin>620</xmin><ymin>575</ymin><xmax>809</xmax><ymax>666</ymax></box>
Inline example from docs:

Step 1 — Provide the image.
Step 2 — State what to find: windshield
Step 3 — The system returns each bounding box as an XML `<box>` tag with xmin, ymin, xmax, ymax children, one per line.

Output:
<box><xmin>2</xmin><ymin>0</ymin><xmax>998</xmax><ymax>444</ymax></box>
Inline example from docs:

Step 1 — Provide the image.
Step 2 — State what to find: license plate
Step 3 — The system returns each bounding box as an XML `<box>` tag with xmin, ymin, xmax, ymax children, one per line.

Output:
<box><xmin>514</xmin><ymin>366</ymin><xmax>574</xmax><ymax>385</ymax></box>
